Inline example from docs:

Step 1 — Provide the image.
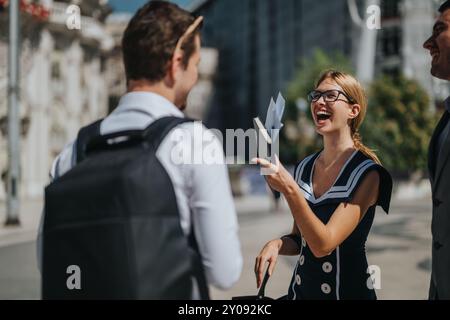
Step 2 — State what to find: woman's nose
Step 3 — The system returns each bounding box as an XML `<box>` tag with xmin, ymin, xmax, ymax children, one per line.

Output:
<box><xmin>316</xmin><ymin>95</ymin><xmax>326</xmax><ymax>105</ymax></box>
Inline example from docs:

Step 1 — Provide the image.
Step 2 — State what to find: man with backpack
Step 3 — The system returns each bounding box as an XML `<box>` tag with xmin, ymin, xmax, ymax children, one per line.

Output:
<box><xmin>38</xmin><ymin>1</ymin><xmax>242</xmax><ymax>299</ymax></box>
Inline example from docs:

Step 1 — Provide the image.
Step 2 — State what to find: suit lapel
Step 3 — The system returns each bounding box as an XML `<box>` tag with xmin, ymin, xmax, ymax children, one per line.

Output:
<box><xmin>429</xmin><ymin>112</ymin><xmax>448</xmax><ymax>182</ymax></box>
<box><xmin>433</xmin><ymin>112</ymin><xmax>450</xmax><ymax>192</ymax></box>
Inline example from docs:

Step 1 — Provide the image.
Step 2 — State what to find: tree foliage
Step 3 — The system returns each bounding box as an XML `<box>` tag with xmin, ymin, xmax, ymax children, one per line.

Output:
<box><xmin>362</xmin><ymin>75</ymin><xmax>438</xmax><ymax>176</ymax></box>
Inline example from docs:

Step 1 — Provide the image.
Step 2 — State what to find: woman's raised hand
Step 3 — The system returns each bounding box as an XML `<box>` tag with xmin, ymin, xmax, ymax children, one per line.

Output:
<box><xmin>251</xmin><ymin>154</ymin><xmax>297</xmax><ymax>195</ymax></box>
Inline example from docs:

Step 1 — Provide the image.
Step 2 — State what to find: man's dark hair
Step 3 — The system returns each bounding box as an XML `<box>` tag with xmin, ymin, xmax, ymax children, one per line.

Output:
<box><xmin>439</xmin><ymin>0</ymin><xmax>450</xmax><ymax>13</ymax></box>
<box><xmin>122</xmin><ymin>1</ymin><xmax>202</xmax><ymax>83</ymax></box>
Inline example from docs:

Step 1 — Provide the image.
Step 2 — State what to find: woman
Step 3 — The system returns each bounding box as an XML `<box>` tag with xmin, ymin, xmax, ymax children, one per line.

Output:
<box><xmin>253</xmin><ymin>70</ymin><xmax>392</xmax><ymax>300</ymax></box>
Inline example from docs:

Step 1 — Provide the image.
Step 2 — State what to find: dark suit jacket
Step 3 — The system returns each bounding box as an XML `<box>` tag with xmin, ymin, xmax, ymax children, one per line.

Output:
<box><xmin>428</xmin><ymin>110</ymin><xmax>450</xmax><ymax>300</ymax></box>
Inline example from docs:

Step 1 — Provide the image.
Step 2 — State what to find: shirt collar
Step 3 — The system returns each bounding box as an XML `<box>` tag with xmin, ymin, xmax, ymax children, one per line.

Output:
<box><xmin>114</xmin><ymin>91</ymin><xmax>184</xmax><ymax>118</ymax></box>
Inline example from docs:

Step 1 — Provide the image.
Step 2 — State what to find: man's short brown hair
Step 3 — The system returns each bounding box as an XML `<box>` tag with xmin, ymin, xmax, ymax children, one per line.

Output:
<box><xmin>122</xmin><ymin>1</ymin><xmax>202</xmax><ymax>83</ymax></box>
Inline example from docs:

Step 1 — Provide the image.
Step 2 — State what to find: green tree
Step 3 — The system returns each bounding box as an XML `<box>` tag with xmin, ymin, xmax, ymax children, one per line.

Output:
<box><xmin>362</xmin><ymin>75</ymin><xmax>438</xmax><ymax>176</ymax></box>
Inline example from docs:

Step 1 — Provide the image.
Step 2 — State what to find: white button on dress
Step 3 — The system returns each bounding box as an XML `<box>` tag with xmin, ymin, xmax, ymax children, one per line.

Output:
<box><xmin>322</xmin><ymin>262</ymin><xmax>333</xmax><ymax>273</ymax></box>
<box><xmin>321</xmin><ymin>283</ymin><xmax>331</xmax><ymax>294</ymax></box>
<box><xmin>296</xmin><ymin>275</ymin><xmax>302</xmax><ymax>286</ymax></box>
<box><xmin>299</xmin><ymin>255</ymin><xmax>305</xmax><ymax>266</ymax></box>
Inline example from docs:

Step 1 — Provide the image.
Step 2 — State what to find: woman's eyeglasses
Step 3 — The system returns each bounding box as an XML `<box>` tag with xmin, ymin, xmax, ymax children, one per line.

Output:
<box><xmin>307</xmin><ymin>90</ymin><xmax>355</xmax><ymax>104</ymax></box>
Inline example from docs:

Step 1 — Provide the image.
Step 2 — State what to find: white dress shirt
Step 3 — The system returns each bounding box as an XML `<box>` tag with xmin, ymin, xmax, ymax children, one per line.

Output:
<box><xmin>38</xmin><ymin>92</ymin><xmax>242</xmax><ymax>291</ymax></box>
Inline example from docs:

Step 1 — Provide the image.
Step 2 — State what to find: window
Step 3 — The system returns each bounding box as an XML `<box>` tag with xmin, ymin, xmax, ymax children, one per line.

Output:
<box><xmin>382</xmin><ymin>0</ymin><xmax>401</xmax><ymax>19</ymax></box>
<box><xmin>51</xmin><ymin>61</ymin><xmax>60</xmax><ymax>79</ymax></box>
<box><xmin>381</xmin><ymin>26</ymin><xmax>401</xmax><ymax>57</ymax></box>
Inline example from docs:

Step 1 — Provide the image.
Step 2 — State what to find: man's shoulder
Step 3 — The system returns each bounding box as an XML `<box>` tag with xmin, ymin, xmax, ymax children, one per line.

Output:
<box><xmin>175</xmin><ymin>120</ymin><xmax>215</xmax><ymax>133</ymax></box>
<box><xmin>160</xmin><ymin>120</ymin><xmax>226</xmax><ymax>167</ymax></box>
<box><xmin>166</xmin><ymin>120</ymin><xmax>222</xmax><ymax>145</ymax></box>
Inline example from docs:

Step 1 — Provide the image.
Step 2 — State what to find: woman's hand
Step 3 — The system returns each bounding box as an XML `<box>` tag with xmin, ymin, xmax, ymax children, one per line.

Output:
<box><xmin>254</xmin><ymin>239</ymin><xmax>282</xmax><ymax>289</ymax></box>
<box><xmin>252</xmin><ymin>155</ymin><xmax>298</xmax><ymax>195</ymax></box>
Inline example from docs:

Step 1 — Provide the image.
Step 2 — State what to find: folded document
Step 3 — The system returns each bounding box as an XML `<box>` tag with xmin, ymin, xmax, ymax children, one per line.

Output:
<box><xmin>253</xmin><ymin>92</ymin><xmax>285</xmax><ymax>160</ymax></box>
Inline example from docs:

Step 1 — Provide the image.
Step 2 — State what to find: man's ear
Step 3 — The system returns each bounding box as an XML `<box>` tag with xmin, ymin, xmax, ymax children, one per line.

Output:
<box><xmin>349</xmin><ymin>104</ymin><xmax>361</xmax><ymax>120</ymax></box>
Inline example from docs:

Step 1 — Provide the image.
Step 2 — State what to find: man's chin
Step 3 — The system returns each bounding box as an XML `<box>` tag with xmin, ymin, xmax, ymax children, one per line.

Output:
<box><xmin>179</xmin><ymin>103</ymin><xmax>187</xmax><ymax>111</ymax></box>
<box><xmin>431</xmin><ymin>62</ymin><xmax>450</xmax><ymax>80</ymax></box>
<box><xmin>174</xmin><ymin>98</ymin><xmax>187</xmax><ymax>111</ymax></box>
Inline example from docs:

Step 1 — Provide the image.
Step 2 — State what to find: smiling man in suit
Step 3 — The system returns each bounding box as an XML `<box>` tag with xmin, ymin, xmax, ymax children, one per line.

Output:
<box><xmin>423</xmin><ymin>0</ymin><xmax>450</xmax><ymax>300</ymax></box>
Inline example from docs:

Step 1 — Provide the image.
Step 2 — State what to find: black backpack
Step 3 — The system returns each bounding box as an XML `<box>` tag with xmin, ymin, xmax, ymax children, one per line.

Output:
<box><xmin>42</xmin><ymin>116</ymin><xmax>209</xmax><ymax>300</ymax></box>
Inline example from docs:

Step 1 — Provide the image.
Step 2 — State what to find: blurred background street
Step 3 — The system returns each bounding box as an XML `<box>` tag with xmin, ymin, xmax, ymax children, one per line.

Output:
<box><xmin>0</xmin><ymin>0</ymin><xmax>447</xmax><ymax>300</ymax></box>
<box><xmin>0</xmin><ymin>191</ymin><xmax>433</xmax><ymax>300</ymax></box>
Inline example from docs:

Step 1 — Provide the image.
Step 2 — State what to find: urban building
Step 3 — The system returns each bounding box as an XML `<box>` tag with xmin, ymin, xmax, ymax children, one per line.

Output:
<box><xmin>187</xmin><ymin>0</ymin><xmax>448</xmax><ymax>132</ymax></box>
<box><xmin>379</xmin><ymin>0</ymin><xmax>449</xmax><ymax>106</ymax></box>
<box><xmin>0</xmin><ymin>0</ymin><xmax>113</xmax><ymax>200</ymax></box>
<box><xmin>190</xmin><ymin>0</ymin><xmax>353</xmax><ymax>132</ymax></box>
<box><xmin>0</xmin><ymin>0</ymin><xmax>217</xmax><ymax>201</ymax></box>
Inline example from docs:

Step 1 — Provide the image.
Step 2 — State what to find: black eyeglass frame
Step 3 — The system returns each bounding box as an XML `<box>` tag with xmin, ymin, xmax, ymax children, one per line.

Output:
<box><xmin>307</xmin><ymin>90</ymin><xmax>356</xmax><ymax>104</ymax></box>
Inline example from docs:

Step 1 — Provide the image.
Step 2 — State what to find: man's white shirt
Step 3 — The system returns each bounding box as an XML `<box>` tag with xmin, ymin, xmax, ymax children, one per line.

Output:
<box><xmin>38</xmin><ymin>92</ymin><xmax>242</xmax><ymax>291</ymax></box>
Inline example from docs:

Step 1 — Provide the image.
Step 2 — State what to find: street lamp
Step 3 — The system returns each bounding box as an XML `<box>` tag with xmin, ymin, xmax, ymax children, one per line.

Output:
<box><xmin>6</xmin><ymin>0</ymin><xmax>21</xmax><ymax>226</ymax></box>
<box><xmin>347</xmin><ymin>0</ymin><xmax>380</xmax><ymax>85</ymax></box>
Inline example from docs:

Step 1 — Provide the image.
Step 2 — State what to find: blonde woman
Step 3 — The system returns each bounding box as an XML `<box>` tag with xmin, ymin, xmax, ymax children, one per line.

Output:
<box><xmin>254</xmin><ymin>70</ymin><xmax>392</xmax><ymax>300</ymax></box>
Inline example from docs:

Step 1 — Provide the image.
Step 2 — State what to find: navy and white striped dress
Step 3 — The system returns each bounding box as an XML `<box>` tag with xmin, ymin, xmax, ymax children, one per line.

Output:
<box><xmin>287</xmin><ymin>150</ymin><xmax>393</xmax><ymax>300</ymax></box>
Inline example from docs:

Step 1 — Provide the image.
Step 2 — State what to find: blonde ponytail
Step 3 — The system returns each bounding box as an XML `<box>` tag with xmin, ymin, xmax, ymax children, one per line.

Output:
<box><xmin>351</xmin><ymin>129</ymin><xmax>381</xmax><ymax>165</ymax></box>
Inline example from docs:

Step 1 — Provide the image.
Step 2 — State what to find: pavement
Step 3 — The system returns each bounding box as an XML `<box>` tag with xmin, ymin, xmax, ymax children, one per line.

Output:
<box><xmin>210</xmin><ymin>195</ymin><xmax>433</xmax><ymax>300</ymax></box>
<box><xmin>0</xmin><ymin>200</ymin><xmax>42</xmax><ymax>300</ymax></box>
<box><xmin>0</xmin><ymin>200</ymin><xmax>42</xmax><ymax>248</ymax></box>
<box><xmin>0</xmin><ymin>193</ymin><xmax>434</xmax><ymax>300</ymax></box>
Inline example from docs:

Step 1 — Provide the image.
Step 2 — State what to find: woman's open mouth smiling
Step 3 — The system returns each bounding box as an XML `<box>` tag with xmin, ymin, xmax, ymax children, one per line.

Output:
<box><xmin>316</xmin><ymin>110</ymin><xmax>332</xmax><ymax>124</ymax></box>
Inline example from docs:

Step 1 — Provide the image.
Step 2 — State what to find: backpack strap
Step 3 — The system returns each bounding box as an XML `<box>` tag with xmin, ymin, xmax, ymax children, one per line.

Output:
<box><xmin>145</xmin><ymin>117</ymin><xmax>210</xmax><ymax>299</ymax></box>
<box><xmin>76</xmin><ymin>119</ymin><xmax>103</xmax><ymax>164</ymax></box>
<box><xmin>188</xmin><ymin>226</ymin><xmax>211</xmax><ymax>300</ymax></box>
<box><xmin>141</xmin><ymin>116</ymin><xmax>194</xmax><ymax>151</ymax></box>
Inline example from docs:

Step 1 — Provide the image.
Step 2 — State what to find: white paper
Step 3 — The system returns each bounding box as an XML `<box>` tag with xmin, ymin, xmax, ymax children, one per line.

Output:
<box><xmin>264</xmin><ymin>92</ymin><xmax>285</xmax><ymax>143</ymax></box>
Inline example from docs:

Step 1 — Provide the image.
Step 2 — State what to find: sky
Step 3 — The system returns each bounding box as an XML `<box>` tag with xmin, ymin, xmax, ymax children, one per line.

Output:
<box><xmin>108</xmin><ymin>0</ymin><xmax>192</xmax><ymax>13</ymax></box>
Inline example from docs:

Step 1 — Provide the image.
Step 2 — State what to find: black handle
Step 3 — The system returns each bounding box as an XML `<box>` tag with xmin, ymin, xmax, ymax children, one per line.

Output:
<box><xmin>257</xmin><ymin>268</ymin><xmax>271</xmax><ymax>298</ymax></box>
<box><xmin>83</xmin><ymin>129</ymin><xmax>146</xmax><ymax>158</ymax></box>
